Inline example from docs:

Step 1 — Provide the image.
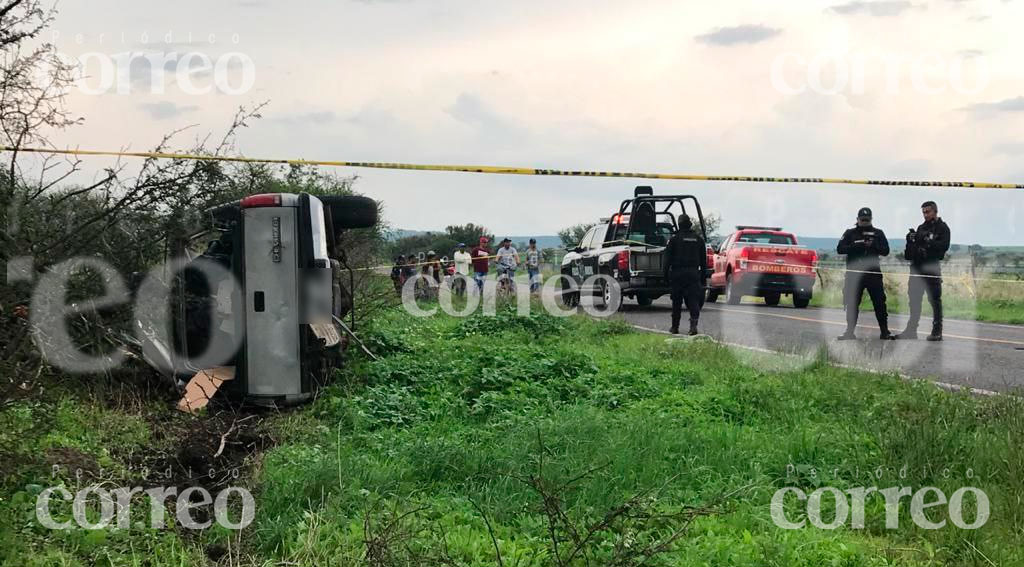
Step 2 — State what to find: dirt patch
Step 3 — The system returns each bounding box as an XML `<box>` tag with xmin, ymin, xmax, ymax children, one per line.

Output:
<box><xmin>44</xmin><ymin>447</ymin><xmax>101</xmax><ymax>480</ymax></box>
<box><xmin>159</xmin><ymin>409</ymin><xmax>275</xmax><ymax>491</ymax></box>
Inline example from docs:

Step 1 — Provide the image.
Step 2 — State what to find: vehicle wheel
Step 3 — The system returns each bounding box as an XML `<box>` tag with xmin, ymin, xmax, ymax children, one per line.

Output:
<box><xmin>599</xmin><ymin>277</ymin><xmax>621</xmax><ymax>311</ymax></box>
<box><xmin>320</xmin><ymin>195</ymin><xmax>378</xmax><ymax>229</ymax></box>
<box><xmin>559</xmin><ymin>274</ymin><xmax>579</xmax><ymax>308</ymax></box>
<box><xmin>562</xmin><ymin>291</ymin><xmax>579</xmax><ymax>307</ymax></box>
<box><xmin>793</xmin><ymin>294</ymin><xmax>811</xmax><ymax>309</ymax></box>
<box><xmin>636</xmin><ymin>293</ymin><xmax>653</xmax><ymax>307</ymax></box>
<box><xmin>725</xmin><ymin>276</ymin><xmax>742</xmax><ymax>305</ymax></box>
<box><xmin>706</xmin><ymin>289</ymin><xmax>719</xmax><ymax>303</ymax></box>
<box><xmin>764</xmin><ymin>293</ymin><xmax>781</xmax><ymax>306</ymax></box>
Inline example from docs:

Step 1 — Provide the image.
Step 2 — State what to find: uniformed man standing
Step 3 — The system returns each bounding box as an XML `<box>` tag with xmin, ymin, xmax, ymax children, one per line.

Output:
<box><xmin>896</xmin><ymin>201</ymin><xmax>950</xmax><ymax>341</ymax></box>
<box><xmin>837</xmin><ymin>207</ymin><xmax>896</xmax><ymax>340</ymax></box>
<box><xmin>663</xmin><ymin>215</ymin><xmax>707</xmax><ymax>335</ymax></box>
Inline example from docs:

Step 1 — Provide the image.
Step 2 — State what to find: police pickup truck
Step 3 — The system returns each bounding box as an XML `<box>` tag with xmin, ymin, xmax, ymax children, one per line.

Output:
<box><xmin>560</xmin><ymin>186</ymin><xmax>712</xmax><ymax>309</ymax></box>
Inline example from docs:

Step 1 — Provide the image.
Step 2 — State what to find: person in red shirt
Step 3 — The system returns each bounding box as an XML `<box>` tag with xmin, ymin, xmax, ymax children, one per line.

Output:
<box><xmin>471</xmin><ymin>236</ymin><xmax>491</xmax><ymax>293</ymax></box>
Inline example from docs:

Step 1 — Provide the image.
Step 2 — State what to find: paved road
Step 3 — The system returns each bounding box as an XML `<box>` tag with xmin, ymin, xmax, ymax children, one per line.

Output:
<box><xmin>612</xmin><ymin>296</ymin><xmax>1024</xmax><ymax>393</ymax></box>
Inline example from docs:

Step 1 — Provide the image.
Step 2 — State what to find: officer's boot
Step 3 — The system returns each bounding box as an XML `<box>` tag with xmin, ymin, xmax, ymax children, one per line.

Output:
<box><xmin>670</xmin><ymin>313</ymin><xmax>680</xmax><ymax>335</ymax></box>
<box><xmin>927</xmin><ymin>321</ymin><xmax>942</xmax><ymax>342</ymax></box>
<box><xmin>688</xmin><ymin>318</ymin><xmax>699</xmax><ymax>336</ymax></box>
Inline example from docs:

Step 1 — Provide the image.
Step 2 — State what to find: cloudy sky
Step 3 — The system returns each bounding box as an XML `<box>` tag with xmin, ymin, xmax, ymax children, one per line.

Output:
<box><xmin>45</xmin><ymin>0</ymin><xmax>1024</xmax><ymax>243</ymax></box>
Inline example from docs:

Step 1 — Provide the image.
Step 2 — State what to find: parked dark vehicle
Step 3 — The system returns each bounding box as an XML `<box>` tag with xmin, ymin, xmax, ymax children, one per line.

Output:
<box><xmin>135</xmin><ymin>192</ymin><xmax>377</xmax><ymax>406</ymax></box>
<box><xmin>559</xmin><ymin>186</ymin><xmax>710</xmax><ymax>309</ymax></box>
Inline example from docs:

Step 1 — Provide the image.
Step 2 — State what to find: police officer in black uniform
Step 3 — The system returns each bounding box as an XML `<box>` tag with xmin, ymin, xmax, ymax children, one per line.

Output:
<box><xmin>836</xmin><ymin>207</ymin><xmax>895</xmax><ymax>340</ymax></box>
<box><xmin>896</xmin><ymin>201</ymin><xmax>950</xmax><ymax>341</ymax></box>
<box><xmin>663</xmin><ymin>215</ymin><xmax>707</xmax><ymax>335</ymax></box>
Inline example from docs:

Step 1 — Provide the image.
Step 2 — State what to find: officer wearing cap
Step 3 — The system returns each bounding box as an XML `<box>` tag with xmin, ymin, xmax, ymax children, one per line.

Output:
<box><xmin>663</xmin><ymin>215</ymin><xmax>707</xmax><ymax>335</ymax></box>
<box><xmin>836</xmin><ymin>207</ymin><xmax>895</xmax><ymax>340</ymax></box>
<box><xmin>896</xmin><ymin>201</ymin><xmax>950</xmax><ymax>341</ymax></box>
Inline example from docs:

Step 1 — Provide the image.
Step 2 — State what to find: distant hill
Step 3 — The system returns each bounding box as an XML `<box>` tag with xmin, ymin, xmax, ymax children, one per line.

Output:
<box><xmin>795</xmin><ymin>236</ymin><xmax>1015</xmax><ymax>254</ymax></box>
<box><xmin>393</xmin><ymin>230</ymin><xmax>1015</xmax><ymax>254</ymax></box>
<box><xmin>385</xmin><ymin>228</ymin><xmax>429</xmax><ymax>241</ymax></box>
<box><xmin>389</xmin><ymin>229</ymin><xmax>563</xmax><ymax>249</ymax></box>
<box><xmin>504</xmin><ymin>235</ymin><xmax>563</xmax><ymax>249</ymax></box>
<box><xmin>796</xmin><ymin>236</ymin><xmax>840</xmax><ymax>251</ymax></box>
<box><xmin>799</xmin><ymin>236</ymin><xmax>915</xmax><ymax>252</ymax></box>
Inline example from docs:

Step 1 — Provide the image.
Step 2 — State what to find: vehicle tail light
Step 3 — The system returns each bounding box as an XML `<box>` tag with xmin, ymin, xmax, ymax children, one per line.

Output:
<box><xmin>241</xmin><ymin>193</ymin><xmax>282</xmax><ymax>208</ymax></box>
<box><xmin>617</xmin><ymin>250</ymin><xmax>630</xmax><ymax>271</ymax></box>
<box><xmin>739</xmin><ymin>246</ymin><xmax>750</xmax><ymax>270</ymax></box>
<box><xmin>810</xmin><ymin>251</ymin><xmax>819</xmax><ymax>268</ymax></box>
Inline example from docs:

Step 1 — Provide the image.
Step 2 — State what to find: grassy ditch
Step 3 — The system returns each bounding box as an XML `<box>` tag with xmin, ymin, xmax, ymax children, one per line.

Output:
<box><xmin>3</xmin><ymin>302</ymin><xmax>1022</xmax><ymax>565</ymax></box>
<box><xmin>253</xmin><ymin>305</ymin><xmax>1024</xmax><ymax>566</ymax></box>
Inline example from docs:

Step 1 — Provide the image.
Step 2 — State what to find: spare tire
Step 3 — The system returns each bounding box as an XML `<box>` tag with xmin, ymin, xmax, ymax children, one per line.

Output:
<box><xmin>321</xmin><ymin>195</ymin><xmax>378</xmax><ymax>229</ymax></box>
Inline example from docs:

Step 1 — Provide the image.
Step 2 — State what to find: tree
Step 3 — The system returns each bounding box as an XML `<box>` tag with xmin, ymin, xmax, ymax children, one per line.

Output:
<box><xmin>1</xmin><ymin>0</ymin><xmax>79</xmax><ymax>266</ymax></box>
<box><xmin>558</xmin><ymin>222</ymin><xmax>595</xmax><ymax>248</ymax></box>
<box><xmin>700</xmin><ymin>212</ymin><xmax>723</xmax><ymax>240</ymax></box>
<box><xmin>444</xmin><ymin>223</ymin><xmax>494</xmax><ymax>247</ymax></box>
<box><xmin>0</xmin><ymin>2</ymin><xmax>392</xmax><ymax>390</ymax></box>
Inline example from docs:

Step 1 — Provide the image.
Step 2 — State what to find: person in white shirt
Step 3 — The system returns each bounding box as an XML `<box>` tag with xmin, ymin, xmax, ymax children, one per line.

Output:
<box><xmin>495</xmin><ymin>238</ymin><xmax>519</xmax><ymax>274</ymax></box>
<box><xmin>525</xmin><ymin>238</ymin><xmax>542</xmax><ymax>293</ymax></box>
<box><xmin>452</xmin><ymin>243</ymin><xmax>472</xmax><ymax>296</ymax></box>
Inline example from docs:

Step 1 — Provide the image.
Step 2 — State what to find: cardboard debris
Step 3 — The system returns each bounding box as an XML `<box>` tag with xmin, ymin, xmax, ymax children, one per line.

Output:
<box><xmin>177</xmin><ymin>366</ymin><xmax>236</xmax><ymax>414</ymax></box>
<box><xmin>310</xmin><ymin>322</ymin><xmax>342</xmax><ymax>347</ymax></box>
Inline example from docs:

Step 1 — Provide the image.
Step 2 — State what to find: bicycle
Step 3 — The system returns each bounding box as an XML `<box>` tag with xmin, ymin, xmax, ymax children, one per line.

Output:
<box><xmin>496</xmin><ymin>265</ymin><xmax>517</xmax><ymax>298</ymax></box>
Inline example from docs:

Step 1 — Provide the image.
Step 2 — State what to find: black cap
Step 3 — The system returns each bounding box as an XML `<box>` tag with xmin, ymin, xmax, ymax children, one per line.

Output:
<box><xmin>679</xmin><ymin>215</ymin><xmax>692</xmax><ymax>229</ymax></box>
<box><xmin>857</xmin><ymin>207</ymin><xmax>872</xmax><ymax>219</ymax></box>
<box><xmin>501</xmin><ymin>237</ymin><xmax>511</xmax><ymax>243</ymax></box>
<box><xmin>529</xmin><ymin>238</ymin><xmax>536</xmax><ymax>244</ymax></box>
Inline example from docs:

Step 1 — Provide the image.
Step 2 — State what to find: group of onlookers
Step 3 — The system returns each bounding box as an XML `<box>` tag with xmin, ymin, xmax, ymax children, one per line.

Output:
<box><xmin>390</xmin><ymin>236</ymin><xmax>544</xmax><ymax>296</ymax></box>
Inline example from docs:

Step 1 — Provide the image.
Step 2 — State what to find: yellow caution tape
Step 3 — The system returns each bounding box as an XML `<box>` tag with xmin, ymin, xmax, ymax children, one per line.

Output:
<box><xmin>2</xmin><ymin>145</ymin><xmax>1022</xmax><ymax>189</ymax></box>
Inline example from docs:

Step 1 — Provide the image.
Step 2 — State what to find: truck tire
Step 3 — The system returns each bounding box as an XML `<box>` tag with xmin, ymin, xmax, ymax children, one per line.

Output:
<box><xmin>599</xmin><ymin>277</ymin><xmax>621</xmax><ymax>312</ymax></box>
<box><xmin>320</xmin><ymin>195</ymin><xmax>378</xmax><ymax>229</ymax></box>
<box><xmin>560</xmin><ymin>289</ymin><xmax>579</xmax><ymax>308</ymax></box>
<box><xmin>725</xmin><ymin>275</ymin><xmax>742</xmax><ymax>305</ymax></box>
<box><xmin>635</xmin><ymin>293</ymin><xmax>653</xmax><ymax>307</ymax></box>
<box><xmin>793</xmin><ymin>294</ymin><xmax>811</xmax><ymax>309</ymax></box>
<box><xmin>706</xmin><ymin>289</ymin><xmax>719</xmax><ymax>303</ymax></box>
<box><xmin>764</xmin><ymin>293</ymin><xmax>781</xmax><ymax>306</ymax></box>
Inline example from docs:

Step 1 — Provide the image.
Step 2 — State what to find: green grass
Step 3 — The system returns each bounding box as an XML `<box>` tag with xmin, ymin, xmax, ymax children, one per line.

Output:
<box><xmin>253</xmin><ymin>305</ymin><xmax>1024</xmax><ymax>566</ymax></box>
<box><xmin>0</xmin><ymin>395</ymin><xmax>212</xmax><ymax>567</ymax></box>
<box><xmin>4</xmin><ymin>303</ymin><xmax>1023</xmax><ymax>566</ymax></box>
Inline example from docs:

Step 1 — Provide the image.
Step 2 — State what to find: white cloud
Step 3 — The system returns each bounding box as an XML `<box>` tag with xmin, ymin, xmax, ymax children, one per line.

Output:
<box><xmin>34</xmin><ymin>0</ymin><xmax>1024</xmax><ymax>244</ymax></box>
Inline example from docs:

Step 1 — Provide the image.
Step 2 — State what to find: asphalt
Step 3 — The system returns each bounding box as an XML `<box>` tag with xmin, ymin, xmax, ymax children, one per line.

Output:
<box><xmin>611</xmin><ymin>296</ymin><xmax>1024</xmax><ymax>394</ymax></box>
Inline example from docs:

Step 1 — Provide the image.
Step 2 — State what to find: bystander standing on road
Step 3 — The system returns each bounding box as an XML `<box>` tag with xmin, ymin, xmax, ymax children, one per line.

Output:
<box><xmin>402</xmin><ymin>255</ymin><xmax>418</xmax><ymax>282</ymax></box>
<box><xmin>391</xmin><ymin>255</ymin><xmax>406</xmax><ymax>295</ymax></box>
<box><xmin>525</xmin><ymin>238</ymin><xmax>542</xmax><ymax>293</ymax></box>
<box><xmin>452</xmin><ymin>243</ymin><xmax>471</xmax><ymax>296</ymax></box>
<box><xmin>471</xmin><ymin>237</ymin><xmax>491</xmax><ymax>293</ymax></box>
